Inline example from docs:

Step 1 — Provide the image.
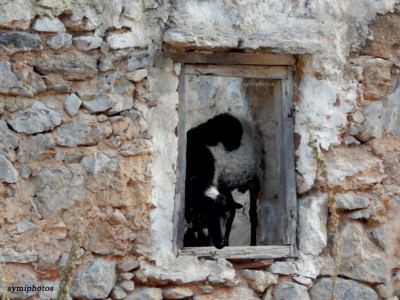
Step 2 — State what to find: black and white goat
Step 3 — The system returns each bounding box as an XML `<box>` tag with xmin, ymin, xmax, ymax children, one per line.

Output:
<box><xmin>184</xmin><ymin>113</ymin><xmax>261</xmax><ymax>249</ymax></box>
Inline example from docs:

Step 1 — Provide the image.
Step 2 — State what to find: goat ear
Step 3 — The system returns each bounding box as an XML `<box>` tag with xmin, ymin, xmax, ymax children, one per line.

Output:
<box><xmin>233</xmin><ymin>202</ymin><xmax>243</xmax><ymax>209</ymax></box>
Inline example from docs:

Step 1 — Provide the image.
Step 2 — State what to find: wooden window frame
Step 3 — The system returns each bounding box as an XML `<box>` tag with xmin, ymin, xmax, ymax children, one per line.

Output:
<box><xmin>169</xmin><ymin>50</ymin><xmax>297</xmax><ymax>259</ymax></box>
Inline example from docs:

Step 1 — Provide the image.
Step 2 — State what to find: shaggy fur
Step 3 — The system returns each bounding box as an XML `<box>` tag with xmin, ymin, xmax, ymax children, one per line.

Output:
<box><xmin>184</xmin><ymin>113</ymin><xmax>260</xmax><ymax>249</ymax></box>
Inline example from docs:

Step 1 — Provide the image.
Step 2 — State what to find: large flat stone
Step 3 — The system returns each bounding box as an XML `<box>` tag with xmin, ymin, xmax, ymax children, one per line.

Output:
<box><xmin>56</xmin><ymin>114</ymin><xmax>112</xmax><ymax>147</ymax></box>
<box><xmin>0</xmin><ymin>248</ymin><xmax>38</xmax><ymax>263</ymax></box>
<box><xmin>34</xmin><ymin>52</ymin><xmax>97</xmax><ymax>80</ymax></box>
<box><xmin>0</xmin><ymin>61</ymin><xmax>46</xmax><ymax>97</ymax></box>
<box><xmin>33</xmin><ymin>16</ymin><xmax>66</xmax><ymax>32</ymax></box>
<box><xmin>273</xmin><ymin>281</ymin><xmax>310</xmax><ymax>300</ymax></box>
<box><xmin>126</xmin><ymin>287</ymin><xmax>162</xmax><ymax>300</ymax></box>
<box><xmin>17</xmin><ymin>134</ymin><xmax>55</xmax><ymax>163</ymax></box>
<box><xmin>336</xmin><ymin>192</ymin><xmax>370</xmax><ymax>210</ymax></box>
<box><xmin>71</xmin><ymin>259</ymin><xmax>116</xmax><ymax>299</ymax></box>
<box><xmin>310</xmin><ymin>277</ymin><xmax>378</xmax><ymax>300</ymax></box>
<box><xmin>0</xmin><ymin>31</ymin><xmax>42</xmax><ymax>53</ymax></box>
<box><xmin>298</xmin><ymin>193</ymin><xmax>328</xmax><ymax>255</ymax></box>
<box><xmin>7</xmin><ymin>102</ymin><xmax>61</xmax><ymax>134</ymax></box>
<box><xmin>326</xmin><ymin>146</ymin><xmax>385</xmax><ymax>190</ymax></box>
<box><xmin>339</xmin><ymin>222</ymin><xmax>386</xmax><ymax>283</ymax></box>
<box><xmin>33</xmin><ymin>165</ymin><xmax>86</xmax><ymax>212</ymax></box>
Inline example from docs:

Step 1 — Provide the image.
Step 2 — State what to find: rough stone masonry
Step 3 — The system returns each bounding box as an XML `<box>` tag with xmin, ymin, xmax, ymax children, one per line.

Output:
<box><xmin>0</xmin><ymin>0</ymin><xmax>400</xmax><ymax>299</ymax></box>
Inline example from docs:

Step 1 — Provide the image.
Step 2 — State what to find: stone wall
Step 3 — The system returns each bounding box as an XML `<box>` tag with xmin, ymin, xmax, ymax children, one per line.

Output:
<box><xmin>0</xmin><ymin>0</ymin><xmax>399</xmax><ymax>299</ymax></box>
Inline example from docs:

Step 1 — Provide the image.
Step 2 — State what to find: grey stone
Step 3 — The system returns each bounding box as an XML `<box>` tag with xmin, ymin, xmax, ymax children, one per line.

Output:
<box><xmin>126</xmin><ymin>288</ymin><xmax>162</xmax><ymax>300</ymax></box>
<box><xmin>83</xmin><ymin>94</ymin><xmax>134</xmax><ymax>115</ymax></box>
<box><xmin>7</xmin><ymin>102</ymin><xmax>62</xmax><ymax>134</ymax></box>
<box><xmin>33</xmin><ymin>16</ymin><xmax>66</xmax><ymax>32</ymax></box>
<box><xmin>56</xmin><ymin>114</ymin><xmax>112</xmax><ymax>147</ymax></box>
<box><xmin>0</xmin><ymin>154</ymin><xmax>18</xmax><ymax>183</ymax></box>
<box><xmin>16</xmin><ymin>218</ymin><xmax>36</xmax><ymax>233</ymax></box>
<box><xmin>298</xmin><ymin>193</ymin><xmax>328</xmax><ymax>255</ymax></box>
<box><xmin>7</xmin><ymin>268</ymin><xmax>37</xmax><ymax>299</ymax></box>
<box><xmin>162</xmin><ymin>287</ymin><xmax>193</xmax><ymax>299</ymax></box>
<box><xmin>34</xmin><ymin>52</ymin><xmax>97</xmax><ymax>80</ymax></box>
<box><xmin>73</xmin><ymin>36</ymin><xmax>103</xmax><ymax>51</ymax></box>
<box><xmin>120</xmin><ymin>272</ymin><xmax>134</xmax><ymax>280</ymax></box>
<box><xmin>117</xmin><ymin>257</ymin><xmax>140</xmax><ymax>272</ymax></box>
<box><xmin>199</xmin><ymin>285</ymin><xmax>213</xmax><ymax>294</ymax></box>
<box><xmin>339</xmin><ymin>222</ymin><xmax>386</xmax><ymax>283</ymax></box>
<box><xmin>1</xmin><ymin>248</ymin><xmax>38</xmax><ymax>263</ymax></box>
<box><xmin>20</xmin><ymin>165</ymin><xmax>32</xmax><ymax>179</ymax></box>
<box><xmin>119</xmin><ymin>280</ymin><xmax>135</xmax><ymax>292</ymax></box>
<box><xmin>0</xmin><ymin>1</ymin><xmax>32</xmax><ymax>30</ymax></box>
<box><xmin>127</xmin><ymin>51</ymin><xmax>149</xmax><ymax>71</ymax></box>
<box><xmin>64</xmin><ymin>93</ymin><xmax>81</xmax><ymax>117</ymax></box>
<box><xmin>0</xmin><ymin>31</ymin><xmax>42</xmax><ymax>53</ymax></box>
<box><xmin>357</xmin><ymin>84</ymin><xmax>400</xmax><ymax>141</ymax></box>
<box><xmin>127</xmin><ymin>69</ymin><xmax>148</xmax><ymax>82</ymax></box>
<box><xmin>99</xmin><ymin>49</ymin><xmax>130</xmax><ymax>72</ymax></box>
<box><xmin>0</xmin><ymin>120</ymin><xmax>19</xmax><ymax>156</ymax></box>
<box><xmin>17</xmin><ymin>134</ymin><xmax>55</xmax><ymax>163</ymax></box>
<box><xmin>293</xmin><ymin>275</ymin><xmax>313</xmax><ymax>285</ymax></box>
<box><xmin>336</xmin><ymin>192</ymin><xmax>370</xmax><ymax>210</ymax></box>
<box><xmin>348</xmin><ymin>209</ymin><xmax>370</xmax><ymax>219</ymax></box>
<box><xmin>47</xmin><ymin>83</ymin><xmax>70</xmax><ymax>93</ymax></box>
<box><xmin>82</xmin><ymin>96</ymin><xmax>113</xmax><ymax>113</ymax></box>
<box><xmin>310</xmin><ymin>278</ymin><xmax>378</xmax><ymax>300</ymax></box>
<box><xmin>97</xmin><ymin>114</ymin><xmax>109</xmax><ymax>122</ymax></box>
<box><xmin>71</xmin><ymin>259</ymin><xmax>116</xmax><ymax>299</ymax></box>
<box><xmin>34</xmin><ymin>165</ymin><xmax>86</xmax><ymax>212</ymax></box>
<box><xmin>273</xmin><ymin>281</ymin><xmax>310</xmax><ymax>300</ymax></box>
<box><xmin>0</xmin><ymin>61</ymin><xmax>46</xmax><ymax>97</ymax></box>
<box><xmin>370</xmin><ymin>227</ymin><xmax>385</xmax><ymax>249</ymax></box>
<box><xmin>240</xmin><ymin>270</ymin><xmax>277</xmax><ymax>293</ymax></box>
<box><xmin>81</xmin><ymin>153</ymin><xmax>118</xmax><ymax>174</ymax></box>
<box><xmin>46</xmin><ymin>33</ymin><xmax>72</xmax><ymax>50</ymax></box>
<box><xmin>270</xmin><ymin>254</ymin><xmax>319</xmax><ymax>278</ymax></box>
<box><xmin>111</xmin><ymin>286</ymin><xmax>127</xmax><ymax>299</ymax></box>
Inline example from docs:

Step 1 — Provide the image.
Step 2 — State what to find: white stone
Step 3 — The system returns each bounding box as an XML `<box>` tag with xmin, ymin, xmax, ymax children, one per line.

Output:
<box><xmin>239</xmin><ymin>270</ymin><xmax>277</xmax><ymax>293</ymax></box>
<box><xmin>298</xmin><ymin>193</ymin><xmax>328</xmax><ymax>255</ymax></box>
<box><xmin>81</xmin><ymin>153</ymin><xmax>118</xmax><ymax>175</ymax></box>
<box><xmin>119</xmin><ymin>280</ymin><xmax>135</xmax><ymax>292</ymax></box>
<box><xmin>111</xmin><ymin>286</ymin><xmax>127</xmax><ymax>299</ymax></box>
<box><xmin>73</xmin><ymin>36</ymin><xmax>103</xmax><ymax>51</ymax></box>
<box><xmin>64</xmin><ymin>93</ymin><xmax>82</xmax><ymax>117</ymax></box>
<box><xmin>336</xmin><ymin>192</ymin><xmax>370</xmax><ymax>210</ymax></box>
<box><xmin>106</xmin><ymin>30</ymin><xmax>148</xmax><ymax>50</ymax></box>
<box><xmin>117</xmin><ymin>256</ymin><xmax>140</xmax><ymax>272</ymax></box>
<box><xmin>270</xmin><ymin>254</ymin><xmax>319</xmax><ymax>279</ymax></box>
<box><xmin>326</xmin><ymin>146</ymin><xmax>385</xmax><ymax>189</ymax></box>
<box><xmin>0</xmin><ymin>154</ymin><xmax>18</xmax><ymax>183</ymax></box>
<box><xmin>162</xmin><ymin>287</ymin><xmax>193</xmax><ymax>299</ymax></box>
<box><xmin>127</xmin><ymin>68</ymin><xmax>148</xmax><ymax>82</ymax></box>
<box><xmin>348</xmin><ymin>209</ymin><xmax>370</xmax><ymax>220</ymax></box>
<box><xmin>47</xmin><ymin>33</ymin><xmax>72</xmax><ymax>50</ymax></box>
<box><xmin>119</xmin><ymin>272</ymin><xmax>134</xmax><ymax>280</ymax></box>
<box><xmin>33</xmin><ymin>16</ymin><xmax>66</xmax><ymax>32</ymax></box>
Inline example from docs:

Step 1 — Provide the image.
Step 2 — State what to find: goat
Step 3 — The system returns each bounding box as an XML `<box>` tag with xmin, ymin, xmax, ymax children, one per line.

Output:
<box><xmin>184</xmin><ymin>113</ymin><xmax>260</xmax><ymax>249</ymax></box>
